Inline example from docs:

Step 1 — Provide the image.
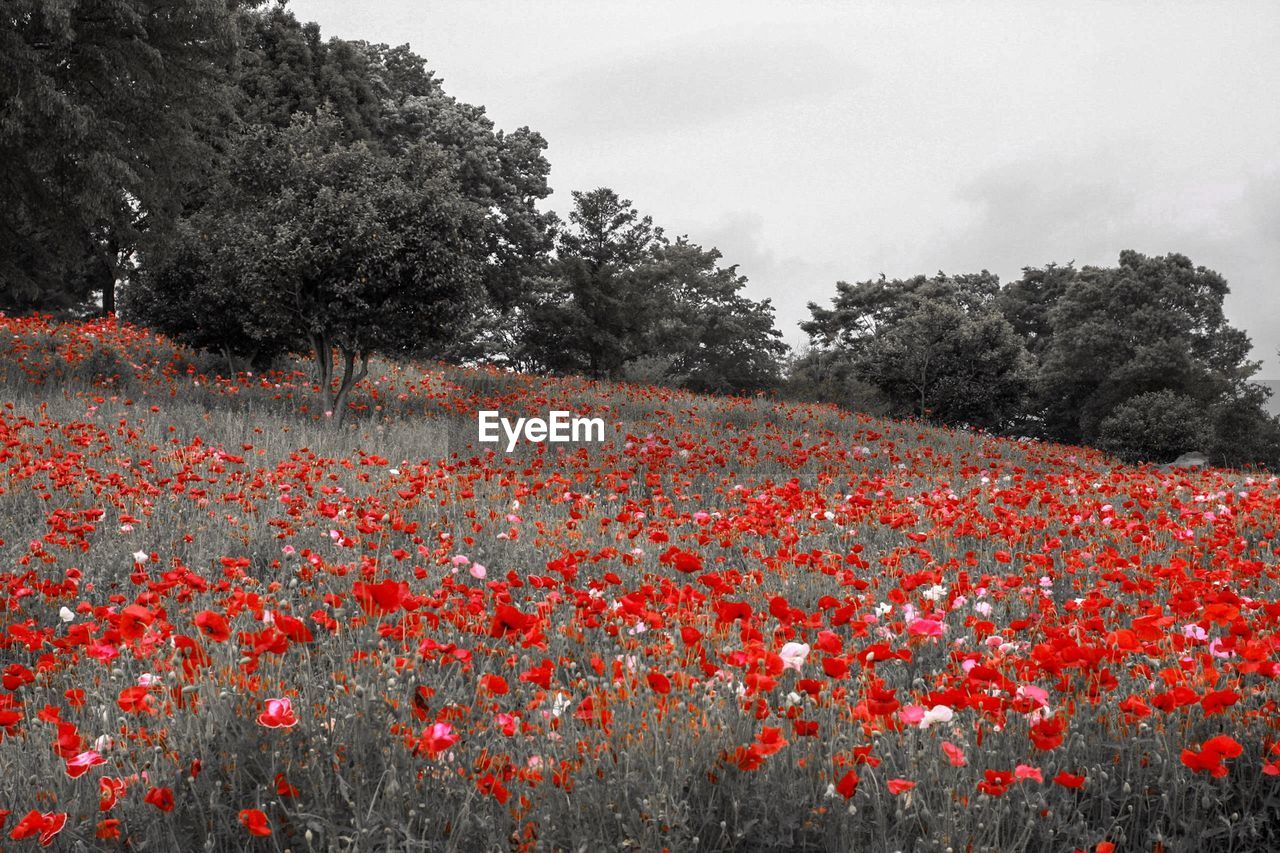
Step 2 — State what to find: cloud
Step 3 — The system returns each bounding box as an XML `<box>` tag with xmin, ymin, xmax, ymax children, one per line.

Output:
<box><xmin>693</xmin><ymin>210</ymin><xmax>843</xmax><ymax>347</ymax></box>
<box><xmin>539</xmin><ymin>30</ymin><xmax>861</xmax><ymax>139</ymax></box>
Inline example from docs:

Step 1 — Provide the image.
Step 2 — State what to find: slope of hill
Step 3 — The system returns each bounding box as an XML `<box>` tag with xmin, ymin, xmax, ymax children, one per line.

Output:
<box><xmin>2</xmin><ymin>315</ymin><xmax>1279</xmax><ymax>851</ymax></box>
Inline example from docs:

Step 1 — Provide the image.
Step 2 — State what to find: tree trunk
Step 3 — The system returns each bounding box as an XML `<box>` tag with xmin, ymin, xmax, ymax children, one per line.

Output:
<box><xmin>311</xmin><ymin>334</ymin><xmax>335</xmax><ymax>415</ymax></box>
<box><xmin>92</xmin><ymin>241</ymin><xmax>117</xmax><ymax>317</ymax></box>
<box><xmin>332</xmin><ymin>348</ymin><xmax>370</xmax><ymax>427</ymax></box>
<box><xmin>101</xmin><ymin>272</ymin><xmax>115</xmax><ymax>316</ymax></box>
<box><xmin>918</xmin><ymin>352</ymin><xmax>931</xmax><ymax>420</ymax></box>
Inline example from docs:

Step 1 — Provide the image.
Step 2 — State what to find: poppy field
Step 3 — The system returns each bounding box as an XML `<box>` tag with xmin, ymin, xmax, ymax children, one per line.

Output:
<box><xmin>2</xmin><ymin>316</ymin><xmax>1280</xmax><ymax>852</ymax></box>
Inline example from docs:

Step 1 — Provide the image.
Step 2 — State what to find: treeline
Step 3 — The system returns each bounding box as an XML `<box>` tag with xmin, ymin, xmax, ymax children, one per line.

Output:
<box><xmin>2</xmin><ymin>3</ymin><xmax>786</xmax><ymax>413</ymax></box>
<box><xmin>3</xmin><ymin>3</ymin><xmax>1277</xmax><ymax>464</ymax></box>
<box><xmin>794</xmin><ymin>254</ymin><xmax>1280</xmax><ymax>467</ymax></box>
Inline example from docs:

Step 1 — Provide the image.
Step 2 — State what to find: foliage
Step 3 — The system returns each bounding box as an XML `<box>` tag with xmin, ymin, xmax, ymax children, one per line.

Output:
<box><xmin>801</xmin><ymin>254</ymin><xmax>1276</xmax><ymax>465</ymax></box>
<box><xmin>645</xmin><ymin>239</ymin><xmax>788</xmax><ymax>394</ymax></box>
<box><xmin>803</xmin><ymin>272</ymin><xmax>1032</xmax><ymax>428</ymax></box>
<box><xmin>523</xmin><ymin>188</ymin><xmax>666</xmax><ymax>378</ymax></box>
<box><xmin>524</xmin><ymin>190</ymin><xmax>787</xmax><ymax>392</ymax></box>
<box><xmin>120</xmin><ymin>219</ymin><xmax>292</xmax><ymax>370</ymax></box>
<box><xmin>128</xmin><ymin>10</ymin><xmax>557</xmax><ymax>419</ymax></box>
<box><xmin>225</xmin><ymin>8</ymin><xmax>557</xmax><ymax>343</ymax></box>
<box><xmin>233</xmin><ymin>8</ymin><xmax>383</xmax><ymax>138</ymax></box>
<box><xmin>0</xmin><ymin>0</ymin><xmax>241</xmax><ymax>312</ymax></box>
<box><xmin>1035</xmin><ymin>251</ymin><xmax>1261</xmax><ymax>446</ymax></box>
<box><xmin>784</xmin><ymin>347</ymin><xmax>893</xmax><ymax>415</ymax></box>
<box><xmin>996</xmin><ymin>262</ymin><xmax>1077</xmax><ymax>357</ymax></box>
<box><xmin>1096</xmin><ymin>390</ymin><xmax>1213</xmax><ymax>463</ymax></box>
<box><xmin>130</xmin><ymin>112</ymin><xmax>491</xmax><ymax>424</ymax></box>
<box><xmin>1205</xmin><ymin>389</ymin><xmax>1280</xmax><ymax>470</ymax></box>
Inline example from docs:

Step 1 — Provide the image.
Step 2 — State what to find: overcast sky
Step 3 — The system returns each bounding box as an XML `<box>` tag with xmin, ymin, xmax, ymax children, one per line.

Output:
<box><xmin>287</xmin><ymin>0</ymin><xmax>1280</xmax><ymax>375</ymax></box>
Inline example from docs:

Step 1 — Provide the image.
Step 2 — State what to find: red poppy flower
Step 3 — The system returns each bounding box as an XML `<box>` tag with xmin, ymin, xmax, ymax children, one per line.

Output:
<box><xmin>239</xmin><ymin>808</ymin><xmax>272</xmax><ymax>836</ymax></box>
<box><xmin>941</xmin><ymin>741</ymin><xmax>967</xmax><ymax>767</ymax></box>
<box><xmin>65</xmin><ymin>749</ymin><xmax>106</xmax><ymax>779</ymax></box>
<box><xmin>275</xmin><ymin>773</ymin><xmax>299</xmax><ymax>797</ymax></box>
<box><xmin>1200</xmin><ymin>689</ymin><xmax>1240</xmax><ymax>716</ymax></box>
<box><xmin>646</xmin><ymin>672</ymin><xmax>671</xmax><ymax>694</ymax></box>
<box><xmin>117</xmin><ymin>685</ymin><xmax>156</xmax><ymax>715</ymax></box>
<box><xmin>754</xmin><ymin>726</ymin><xmax>787</xmax><ymax>757</ymax></box>
<box><xmin>100</xmin><ymin>777</ymin><xmax>127</xmax><ymax>811</ymax></box>
<box><xmin>8</xmin><ymin>810</ymin><xmax>67</xmax><ymax>846</ymax></box>
<box><xmin>414</xmin><ymin>722</ymin><xmax>459</xmax><ymax>757</ymax></box>
<box><xmin>1053</xmin><ymin>771</ymin><xmax>1086</xmax><ymax>789</ymax></box>
<box><xmin>3</xmin><ymin>664</ymin><xmax>34</xmax><ymax>691</ymax></box>
<box><xmin>835</xmin><ymin>769</ymin><xmax>859</xmax><ymax>799</ymax></box>
<box><xmin>519</xmin><ymin>660</ymin><xmax>553</xmax><ymax>689</ymax></box>
<box><xmin>144</xmin><ymin>786</ymin><xmax>174</xmax><ymax>812</ymax></box>
<box><xmin>352</xmin><ymin>580</ymin><xmax>409</xmax><ymax>617</ymax></box>
<box><xmin>273</xmin><ymin>610</ymin><xmax>314</xmax><ymax>643</ymax></box>
<box><xmin>479</xmin><ymin>673</ymin><xmax>510</xmax><ymax>695</ymax></box>
<box><xmin>489</xmin><ymin>604</ymin><xmax>536</xmax><ymax>638</ymax></box>
<box><xmin>887</xmin><ymin>778</ymin><xmax>915</xmax><ymax>795</ymax></box>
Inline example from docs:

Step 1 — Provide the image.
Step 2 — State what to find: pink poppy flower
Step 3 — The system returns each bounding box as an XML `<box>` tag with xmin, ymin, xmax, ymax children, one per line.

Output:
<box><xmin>257</xmin><ymin>697</ymin><xmax>299</xmax><ymax>728</ymax></box>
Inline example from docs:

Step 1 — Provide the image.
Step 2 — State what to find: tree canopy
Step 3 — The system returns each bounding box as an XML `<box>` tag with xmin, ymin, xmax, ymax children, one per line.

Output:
<box><xmin>802</xmin><ymin>272</ymin><xmax>1031</xmax><ymax>429</ymax></box>
<box><xmin>1</xmin><ymin>0</ymin><xmax>241</xmax><ymax>313</ymax></box>
<box><xmin>126</xmin><ymin>9</ymin><xmax>557</xmax><ymax>418</ymax></box>
<box><xmin>522</xmin><ymin>189</ymin><xmax>787</xmax><ymax>392</ymax></box>
<box><xmin>1032</xmin><ymin>251</ymin><xmax>1260</xmax><ymax>445</ymax></box>
<box><xmin>523</xmin><ymin>188</ymin><xmax>665</xmax><ymax>379</ymax></box>
<box><xmin>798</xmin><ymin>252</ymin><xmax>1278</xmax><ymax>466</ymax></box>
<box><xmin>129</xmin><ymin>111</ymin><xmax>492</xmax><ymax>423</ymax></box>
<box><xmin>9</xmin><ymin>3</ymin><xmax>1277</xmax><ymax>463</ymax></box>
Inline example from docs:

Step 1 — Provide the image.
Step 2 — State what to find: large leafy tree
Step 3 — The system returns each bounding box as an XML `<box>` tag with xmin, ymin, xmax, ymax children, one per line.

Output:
<box><xmin>129</xmin><ymin>113</ymin><xmax>490</xmax><ymax>424</ymax></box>
<box><xmin>360</xmin><ymin>41</ymin><xmax>556</xmax><ymax>340</ymax></box>
<box><xmin>233</xmin><ymin>9</ymin><xmax>382</xmax><ymax>138</ymax></box>
<box><xmin>802</xmin><ymin>272</ymin><xmax>1031</xmax><ymax>428</ymax></box>
<box><xmin>127</xmin><ymin>8</ymin><xmax>556</xmax><ymax>367</ymax></box>
<box><xmin>226</xmin><ymin>10</ymin><xmax>555</xmax><ymax>345</ymax></box>
<box><xmin>996</xmin><ymin>262</ymin><xmax>1076</xmax><ymax>357</ymax></box>
<box><xmin>1034</xmin><ymin>251</ymin><xmax>1262</xmax><ymax>445</ymax></box>
<box><xmin>1</xmin><ymin>0</ymin><xmax>241</xmax><ymax>313</ymax></box>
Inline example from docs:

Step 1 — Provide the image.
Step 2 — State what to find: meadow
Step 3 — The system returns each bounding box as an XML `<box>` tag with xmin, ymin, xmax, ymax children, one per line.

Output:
<box><xmin>1</xmin><ymin>315</ymin><xmax>1278</xmax><ymax>851</ymax></box>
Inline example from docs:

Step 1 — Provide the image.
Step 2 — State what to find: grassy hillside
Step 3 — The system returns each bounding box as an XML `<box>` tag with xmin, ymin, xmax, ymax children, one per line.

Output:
<box><xmin>2</xmin><ymin>315</ymin><xmax>1279</xmax><ymax>851</ymax></box>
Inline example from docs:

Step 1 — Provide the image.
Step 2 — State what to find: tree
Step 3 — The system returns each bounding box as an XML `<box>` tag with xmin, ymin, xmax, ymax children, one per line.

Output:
<box><xmin>1205</xmin><ymin>388</ymin><xmax>1280</xmax><ymax>470</ymax></box>
<box><xmin>233</xmin><ymin>9</ymin><xmax>382</xmax><ymax>138</ymax></box>
<box><xmin>522</xmin><ymin>191</ymin><xmax>788</xmax><ymax>391</ymax></box>
<box><xmin>785</xmin><ymin>347</ymin><xmax>892</xmax><ymax>414</ymax></box>
<box><xmin>1035</xmin><ymin>251</ymin><xmax>1262</xmax><ymax>445</ymax></box>
<box><xmin>1</xmin><ymin>0</ymin><xmax>241</xmax><ymax>313</ymax></box>
<box><xmin>129</xmin><ymin>113</ymin><xmax>491</xmax><ymax>424</ymax></box>
<box><xmin>643</xmin><ymin>239</ymin><xmax>787</xmax><ymax>393</ymax></box>
<box><xmin>1096</xmin><ymin>390</ymin><xmax>1212</xmax><ymax>464</ymax></box>
<box><xmin>126</xmin><ymin>9</ymin><xmax>556</xmax><ymax>369</ymax></box>
<box><xmin>996</xmin><ymin>262</ymin><xmax>1076</xmax><ymax>357</ymax></box>
<box><xmin>523</xmin><ymin>189</ymin><xmax>665</xmax><ymax>378</ymax></box>
<box><xmin>122</xmin><ymin>217</ymin><xmax>293</xmax><ymax>371</ymax></box>
<box><xmin>227</xmin><ymin>11</ymin><xmax>556</xmax><ymax>351</ymax></box>
<box><xmin>802</xmin><ymin>272</ymin><xmax>1031</xmax><ymax>428</ymax></box>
